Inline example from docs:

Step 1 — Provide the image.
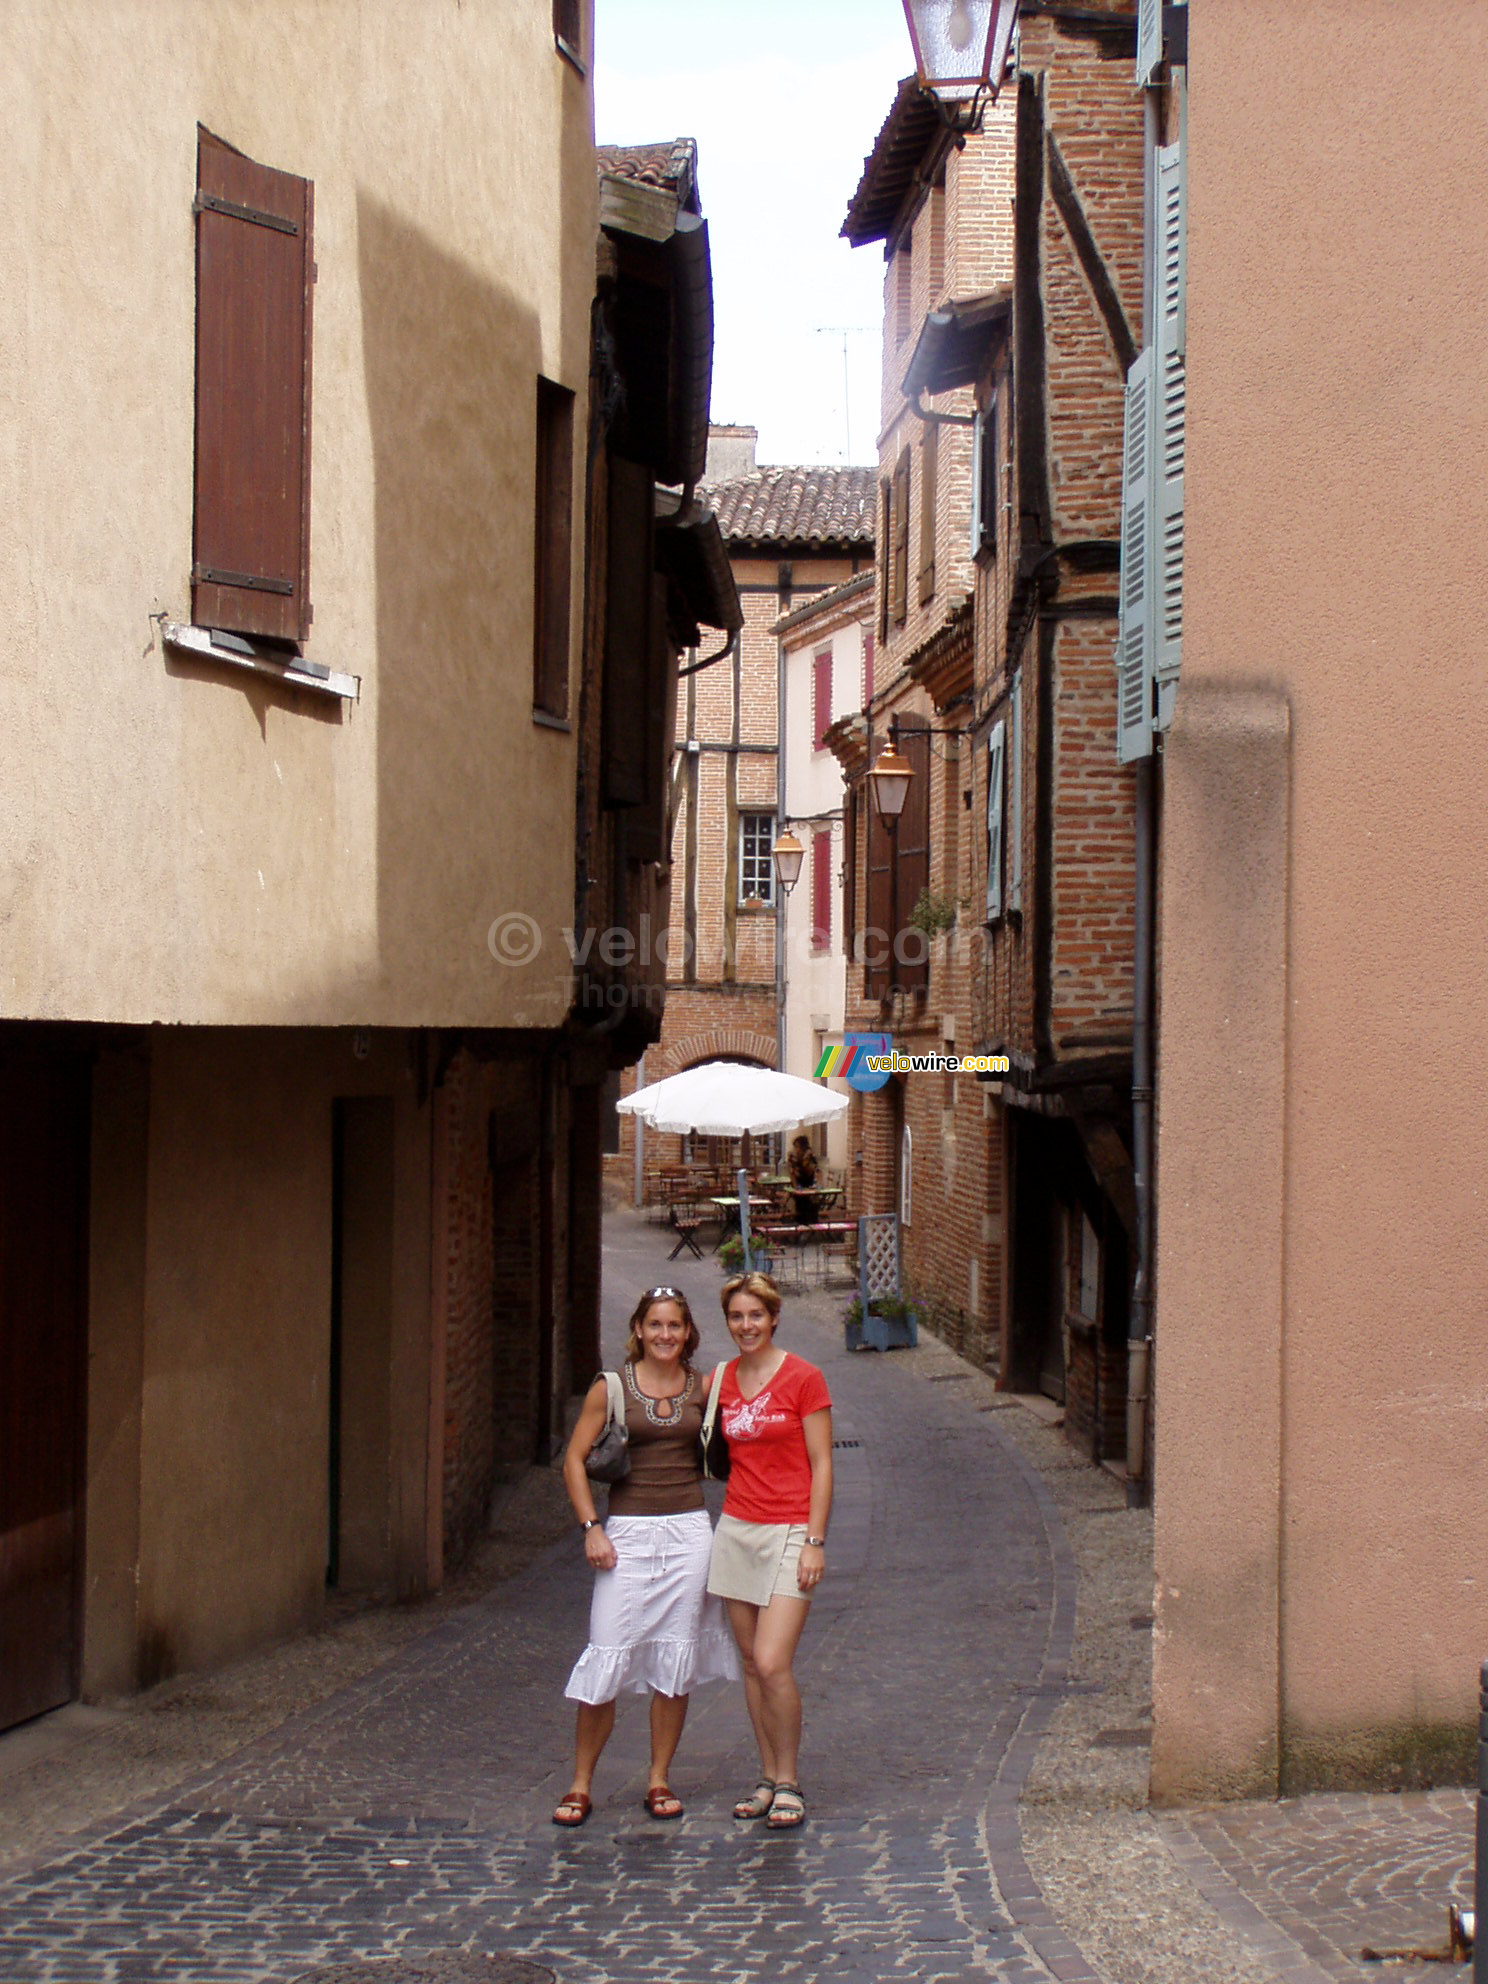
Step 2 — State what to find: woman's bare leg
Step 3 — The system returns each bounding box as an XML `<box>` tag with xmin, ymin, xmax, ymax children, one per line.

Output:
<box><xmin>748</xmin><ymin>1595</ymin><xmax>812</xmax><ymax>1787</ymax></box>
<box><xmin>566</xmin><ymin>1698</ymin><xmax>615</xmax><ymax>1797</ymax></box>
<box><xmin>647</xmin><ymin>1691</ymin><xmax>689</xmax><ymax>1790</ymax></box>
<box><xmin>725</xmin><ymin>1598</ymin><xmax>776</xmax><ymax>1778</ymax></box>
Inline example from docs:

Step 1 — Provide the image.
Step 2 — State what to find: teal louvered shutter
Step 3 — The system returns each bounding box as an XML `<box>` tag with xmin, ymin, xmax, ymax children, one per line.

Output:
<box><xmin>1152</xmin><ymin>141</ymin><xmax>1185</xmax><ymax>726</ymax></box>
<box><xmin>985</xmin><ymin>718</ymin><xmax>1006</xmax><ymax>922</ymax></box>
<box><xmin>1116</xmin><ymin>346</ymin><xmax>1154</xmax><ymax>763</ymax></box>
<box><xmin>1136</xmin><ymin>0</ymin><xmax>1162</xmax><ymax>83</ymax></box>
<box><xmin>1006</xmin><ymin>673</ymin><xmax>1023</xmax><ymax>914</ymax></box>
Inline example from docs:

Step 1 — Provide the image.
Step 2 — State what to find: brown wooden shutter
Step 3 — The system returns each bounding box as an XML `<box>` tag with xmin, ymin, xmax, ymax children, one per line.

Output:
<box><xmin>917</xmin><ymin>424</ymin><xmax>938</xmax><ymax>605</ymax></box>
<box><xmin>893</xmin><ymin>722</ymin><xmax>931</xmax><ymax>992</ymax></box>
<box><xmin>602</xmin><ymin>459</ymin><xmax>654</xmax><ymax>809</ymax></box>
<box><xmin>864</xmin><ymin>781</ymin><xmax>894</xmax><ymax>1000</ymax></box>
<box><xmin>843</xmin><ymin>785</ymin><xmax>858</xmax><ymax>964</ymax></box>
<box><xmin>891</xmin><ymin>449</ymin><xmax>910</xmax><ymax>626</ymax></box>
<box><xmin>533</xmin><ymin>378</ymin><xmax>574</xmax><ymax>719</ymax></box>
<box><xmin>193</xmin><ymin>127</ymin><xmax>313</xmax><ymax>644</ymax></box>
<box><xmin>863</xmin><ymin>629</ymin><xmax>875</xmax><ymax>706</ymax></box>
<box><xmin>877</xmin><ymin>481</ymin><xmax>891</xmax><ymax>642</ymax></box>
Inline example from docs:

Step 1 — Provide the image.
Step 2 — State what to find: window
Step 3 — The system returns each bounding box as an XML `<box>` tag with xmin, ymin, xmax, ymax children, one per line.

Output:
<box><xmin>895</xmin><ymin>236</ymin><xmax>914</xmax><ymax>346</ymax></box>
<box><xmin>971</xmin><ymin>392</ymin><xmax>999</xmax><ymax>557</ymax></box>
<box><xmin>985</xmin><ymin>719</ymin><xmax>1006</xmax><ymax>923</ymax></box>
<box><xmin>899</xmin><ymin>1122</ymin><xmax>913</xmax><ymax>1228</ymax></box>
<box><xmin>813</xmin><ymin>650</ymin><xmax>833</xmax><ymax>749</ymax></box>
<box><xmin>890</xmin><ymin>449</ymin><xmax>911</xmax><ymax>628</ymax></box>
<box><xmin>863</xmin><ymin>629</ymin><xmax>875</xmax><ymax>707</ymax></box>
<box><xmin>193</xmin><ymin>127</ymin><xmax>313</xmax><ymax>646</ymax></box>
<box><xmin>811</xmin><ymin>830</ymin><xmax>831</xmax><ymax>953</ymax></box>
<box><xmin>739</xmin><ymin>813</ymin><xmax>776</xmax><ymax>906</ymax></box>
<box><xmin>533</xmin><ymin>377</ymin><xmax>575</xmax><ymax>720</ymax></box>
<box><xmin>1007</xmin><ymin>672</ymin><xmax>1023</xmax><ymax>914</ymax></box>
<box><xmin>917</xmin><ymin>423</ymin><xmax>938</xmax><ymax>606</ymax></box>
<box><xmin>553</xmin><ymin>0</ymin><xmax>585</xmax><ymax>72</ymax></box>
<box><xmin>928</xmin><ymin>182</ymin><xmax>946</xmax><ymax>305</ymax></box>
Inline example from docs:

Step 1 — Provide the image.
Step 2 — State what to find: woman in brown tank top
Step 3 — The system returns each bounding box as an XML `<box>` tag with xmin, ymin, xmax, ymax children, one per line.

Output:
<box><xmin>552</xmin><ymin>1286</ymin><xmax>738</xmax><ymax>1827</ymax></box>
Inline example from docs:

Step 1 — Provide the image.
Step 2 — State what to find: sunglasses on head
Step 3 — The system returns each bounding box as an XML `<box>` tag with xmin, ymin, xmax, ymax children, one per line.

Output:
<box><xmin>643</xmin><ymin>1286</ymin><xmax>684</xmax><ymax>1302</ymax></box>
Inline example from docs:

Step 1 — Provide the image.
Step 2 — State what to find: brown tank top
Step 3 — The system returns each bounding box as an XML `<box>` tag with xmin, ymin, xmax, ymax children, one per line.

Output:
<box><xmin>604</xmin><ymin>1363</ymin><xmax>706</xmax><ymax>1517</ymax></box>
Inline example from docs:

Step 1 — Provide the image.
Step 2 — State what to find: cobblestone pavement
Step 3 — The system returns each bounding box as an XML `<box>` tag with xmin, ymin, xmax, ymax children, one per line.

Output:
<box><xmin>0</xmin><ymin>1211</ymin><xmax>1474</xmax><ymax>1984</ymax></box>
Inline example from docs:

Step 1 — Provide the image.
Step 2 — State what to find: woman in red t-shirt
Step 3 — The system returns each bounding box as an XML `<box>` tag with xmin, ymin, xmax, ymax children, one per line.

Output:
<box><xmin>704</xmin><ymin>1270</ymin><xmax>833</xmax><ymax>1831</ymax></box>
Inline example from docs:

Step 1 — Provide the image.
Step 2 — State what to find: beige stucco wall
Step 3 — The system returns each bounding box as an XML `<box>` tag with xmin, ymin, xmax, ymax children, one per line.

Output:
<box><xmin>82</xmin><ymin>1027</ymin><xmax>433</xmax><ymax>1692</ymax></box>
<box><xmin>0</xmin><ymin>2</ymin><xmax>595</xmax><ymax>1028</ymax></box>
<box><xmin>1153</xmin><ymin>0</ymin><xmax>1488</xmax><ymax>1798</ymax></box>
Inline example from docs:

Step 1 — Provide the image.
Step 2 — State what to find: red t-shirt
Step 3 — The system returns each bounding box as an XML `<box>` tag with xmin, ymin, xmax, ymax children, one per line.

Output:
<box><xmin>715</xmin><ymin>1352</ymin><xmax>832</xmax><ymax>1526</ymax></box>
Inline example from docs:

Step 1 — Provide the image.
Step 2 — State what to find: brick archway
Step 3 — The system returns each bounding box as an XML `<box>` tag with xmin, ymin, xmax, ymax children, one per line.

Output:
<box><xmin>658</xmin><ymin>1028</ymin><xmax>778</xmax><ymax>1083</ymax></box>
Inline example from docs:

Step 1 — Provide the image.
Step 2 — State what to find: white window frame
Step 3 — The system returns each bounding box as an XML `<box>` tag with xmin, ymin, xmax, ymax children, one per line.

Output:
<box><xmin>739</xmin><ymin>811</ymin><xmax>776</xmax><ymax>906</ymax></box>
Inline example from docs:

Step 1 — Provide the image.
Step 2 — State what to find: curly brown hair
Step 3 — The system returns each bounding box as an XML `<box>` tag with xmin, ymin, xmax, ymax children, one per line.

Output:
<box><xmin>623</xmin><ymin>1286</ymin><xmax>701</xmax><ymax>1365</ymax></box>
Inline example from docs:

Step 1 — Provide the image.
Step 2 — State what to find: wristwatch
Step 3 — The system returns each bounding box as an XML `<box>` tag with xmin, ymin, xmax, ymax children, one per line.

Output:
<box><xmin>580</xmin><ymin>1519</ymin><xmax>601</xmax><ymax>1533</ymax></box>
<box><xmin>804</xmin><ymin>1535</ymin><xmax>827</xmax><ymax>1549</ymax></box>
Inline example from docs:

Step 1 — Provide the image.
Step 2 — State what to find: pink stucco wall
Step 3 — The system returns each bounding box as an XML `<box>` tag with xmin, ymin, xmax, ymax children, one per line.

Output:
<box><xmin>1152</xmin><ymin>0</ymin><xmax>1488</xmax><ymax>1799</ymax></box>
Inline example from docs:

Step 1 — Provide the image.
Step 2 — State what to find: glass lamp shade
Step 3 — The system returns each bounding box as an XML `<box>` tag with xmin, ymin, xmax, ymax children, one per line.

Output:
<box><xmin>868</xmin><ymin>746</ymin><xmax>914</xmax><ymax>824</ymax></box>
<box><xmin>901</xmin><ymin>0</ymin><xmax>1017</xmax><ymax>103</ymax></box>
<box><xmin>771</xmin><ymin>829</ymin><xmax>805</xmax><ymax>892</ymax></box>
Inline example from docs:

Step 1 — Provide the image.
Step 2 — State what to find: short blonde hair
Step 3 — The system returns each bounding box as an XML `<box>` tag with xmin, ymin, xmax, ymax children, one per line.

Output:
<box><xmin>623</xmin><ymin>1286</ymin><xmax>701</xmax><ymax>1365</ymax></box>
<box><xmin>720</xmin><ymin>1270</ymin><xmax>782</xmax><ymax>1324</ymax></box>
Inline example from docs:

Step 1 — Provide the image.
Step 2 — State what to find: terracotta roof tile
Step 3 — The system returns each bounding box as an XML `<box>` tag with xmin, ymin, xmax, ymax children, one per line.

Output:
<box><xmin>699</xmin><ymin>464</ymin><xmax>877</xmax><ymax>548</ymax></box>
<box><xmin>596</xmin><ymin>139</ymin><xmax>699</xmax><ymax>213</ymax></box>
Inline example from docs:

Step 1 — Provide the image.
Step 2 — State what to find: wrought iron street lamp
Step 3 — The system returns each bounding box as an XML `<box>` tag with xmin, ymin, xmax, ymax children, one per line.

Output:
<box><xmin>901</xmin><ymin>0</ymin><xmax>1018</xmax><ymax>125</ymax></box>
<box><xmin>771</xmin><ymin>829</ymin><xmax>805</xmax><ymax>896</ymax></box>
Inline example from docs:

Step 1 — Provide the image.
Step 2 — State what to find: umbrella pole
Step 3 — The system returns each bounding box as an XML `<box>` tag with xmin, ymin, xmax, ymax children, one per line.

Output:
<box><xmin>738</xmin><ymin>1131</ymin><xmax>754</xmax><ymax>1272</ymax></box>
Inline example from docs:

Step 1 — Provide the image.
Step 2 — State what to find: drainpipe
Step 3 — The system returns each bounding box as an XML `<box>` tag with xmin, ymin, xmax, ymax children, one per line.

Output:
<box><xmin>1128</xmin><ymin>756</ymin><xmax>1155</xmax><ymax>1502</ymax></box>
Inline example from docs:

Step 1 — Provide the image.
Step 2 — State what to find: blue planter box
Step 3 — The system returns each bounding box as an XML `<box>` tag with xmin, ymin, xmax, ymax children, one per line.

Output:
<box><xmin>845</xmin><ymin>1305</ymin><xmax>920</xmax><ymax>1352</ymax></box>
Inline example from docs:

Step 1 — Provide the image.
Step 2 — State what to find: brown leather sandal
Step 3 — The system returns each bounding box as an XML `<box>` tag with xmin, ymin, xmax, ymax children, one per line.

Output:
<box><xmin>552</xmin><ymin>1791</ymin><xmax>592</xmax><ymax>1827</ymax></box>
<box><xmin>642</xmin><ymin>1784</ymin><xmax>684</xmax><ymax>1820</ymax></box>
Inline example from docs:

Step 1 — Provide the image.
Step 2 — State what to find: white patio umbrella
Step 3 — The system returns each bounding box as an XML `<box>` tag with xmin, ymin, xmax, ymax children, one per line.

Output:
<box><xmin>618</xmin><ymin>1061</ymin><xmax>849</xmax><ymax>1268</ymax></box>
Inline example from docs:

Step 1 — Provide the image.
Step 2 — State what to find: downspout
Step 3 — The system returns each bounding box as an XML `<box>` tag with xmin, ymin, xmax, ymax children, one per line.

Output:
<box><xmin>1128</xmin><ymin>757</ymin><xmax>1155</xmax><ymax>1502</ymax></box>
<box><xmin>1126</xmin><ymin>85</ymin><xmax>1161</xmax><ymax>1505</ymax></box>
<box><xmin>776</xmin><ymin>621</ymin><xmax>788</xmax><ymax>1078</ymax></box>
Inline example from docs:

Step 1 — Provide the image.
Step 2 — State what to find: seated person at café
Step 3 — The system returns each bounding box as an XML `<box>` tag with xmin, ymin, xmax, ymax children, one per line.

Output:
<box><xmin>787</xmin><ymin>1133</ymin><xmax>820</xmax><ymax>1223</ymax></box>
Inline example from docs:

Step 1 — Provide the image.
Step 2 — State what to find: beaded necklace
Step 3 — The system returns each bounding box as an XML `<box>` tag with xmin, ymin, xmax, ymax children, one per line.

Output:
<box><xmin>625</xmin><ymin>1360</ymin><xmax>695</xmax><ymax>1426</ymax></box>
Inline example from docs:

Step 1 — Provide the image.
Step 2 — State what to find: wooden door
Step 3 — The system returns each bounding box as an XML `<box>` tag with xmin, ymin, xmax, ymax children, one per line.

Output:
<box><xmin>0</xmin><ymin>1047</ymin><xmax>89</xmax><ymax>1732</ymax></box>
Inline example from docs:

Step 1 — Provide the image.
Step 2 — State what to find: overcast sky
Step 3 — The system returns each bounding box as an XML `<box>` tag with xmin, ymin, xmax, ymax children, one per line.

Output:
<box><xmin>594</xmin><ymin>0</ymin><xmax>912</xmax><ymax>470</ymax></box>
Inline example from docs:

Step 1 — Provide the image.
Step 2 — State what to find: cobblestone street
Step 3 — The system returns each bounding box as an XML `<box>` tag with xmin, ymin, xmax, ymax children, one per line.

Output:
<box><xmin>0</xmin><ymin>1213</ymin><xmax>1472</xmax><ymax>1984</ymax></box>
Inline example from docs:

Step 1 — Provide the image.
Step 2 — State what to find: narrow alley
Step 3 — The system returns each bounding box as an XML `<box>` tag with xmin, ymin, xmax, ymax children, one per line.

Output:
<box><xmin>0</xmin><ymin>1214</ymin><xmax>1469</xmax><ymax>1984</ymax></box>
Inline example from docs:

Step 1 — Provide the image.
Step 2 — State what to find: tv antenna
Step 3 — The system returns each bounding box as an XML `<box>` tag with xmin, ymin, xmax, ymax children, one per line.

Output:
<box><xmin>815</xmin><ymin>326</ymin><xmax>871</xmax><ymax>463</ymax></box>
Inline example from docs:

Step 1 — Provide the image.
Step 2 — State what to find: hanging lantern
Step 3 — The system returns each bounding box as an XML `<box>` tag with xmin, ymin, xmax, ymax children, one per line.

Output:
<box><xmin>901</xmin><ymin>0</ymin><xmax>1018</xmax><ymax>106</ymax></box>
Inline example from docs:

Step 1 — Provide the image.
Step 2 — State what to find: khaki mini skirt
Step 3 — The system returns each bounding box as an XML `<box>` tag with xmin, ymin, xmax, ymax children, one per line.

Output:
<box><xmin>707</xmin><ymin>1514</ymin><xmax>811</xmax><ymax>1607</ymax></box>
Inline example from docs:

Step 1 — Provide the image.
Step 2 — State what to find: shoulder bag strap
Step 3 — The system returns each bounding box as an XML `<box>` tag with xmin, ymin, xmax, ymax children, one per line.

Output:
<box><xmin>701</xmin><ymin>1359</ymin><xmax>733</xmax><ymax>1444</ymax></box>
<box><xmin>603</xmin><ymin>1370</ymin><xmax>625</xmax><ymax>1430</ymax></box>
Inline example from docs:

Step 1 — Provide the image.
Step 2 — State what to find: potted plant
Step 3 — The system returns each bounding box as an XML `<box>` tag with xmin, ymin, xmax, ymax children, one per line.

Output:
<box><xmin>718</xmin><ymin>1235</ymin><xmax>746</xmax><ymax>1273</ymax></box>
<box><xmin>844</xmin><ymin>1290</ymin><xmax>922</xmax><ymax>1352</ymax></box>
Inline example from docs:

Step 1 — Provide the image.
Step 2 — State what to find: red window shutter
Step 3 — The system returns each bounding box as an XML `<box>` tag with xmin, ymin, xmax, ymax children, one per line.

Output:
<box><xmin>813</xmin><ymin>651</ymin><xmax>832</xmax><ymax>749</ymax></box>
<box><xmin>812</xmin><ymin>830</ymin><xmax>831</xmax><ymax>953</ymax></box>
<box><xmin>193</xmin><ymin>127</ymin><xmax>313</xmax><ymax>644</ymax></box>
<box><xmin>863</xmin><ymin>630</ymin><xmax>875</xmax><ymax>707</ymax></box>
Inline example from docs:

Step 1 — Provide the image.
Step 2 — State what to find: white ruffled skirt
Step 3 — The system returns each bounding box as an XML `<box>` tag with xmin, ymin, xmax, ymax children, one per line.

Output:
<box><xmin>564</xmin><ymin>1509</ymin><xmax>741</xmax><ymax>1704</ymax></box>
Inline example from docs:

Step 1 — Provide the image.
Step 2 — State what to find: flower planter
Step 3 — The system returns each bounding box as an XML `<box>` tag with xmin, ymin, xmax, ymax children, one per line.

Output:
<box><xmin>844</xmin><ymin>1297</ymin><xmax>921</xmax><ymax>1353</ymax></box>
